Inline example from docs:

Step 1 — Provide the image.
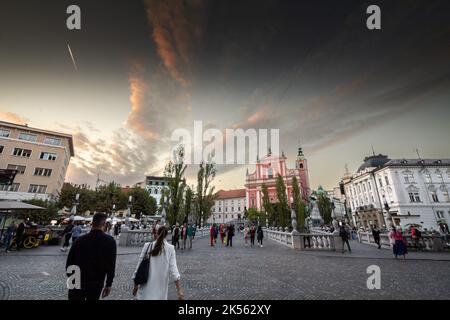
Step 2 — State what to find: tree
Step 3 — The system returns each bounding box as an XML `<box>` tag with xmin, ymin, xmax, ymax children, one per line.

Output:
<box><xmin>57</xmin><ymin>183</ymin><xmax>96</xmax><ymax>214</ymax></box>
<box><xmin>317</xmin><ymin>194</ymin><xmax>332</xmax><ymax>224</ymax></box>
<box><xmin>261</xmin><ymin>184</ymin><xmax>275</xmax><ymax>226</ymax></box>
<box><xmin>128</xmin><ymin>187</ymin><xmax>157</xmax><ymax>219</ymax></box>
<box><xmin>21</xmin><ymin>199</ymin><xmax>59</xmax><ymax>225</ymax></box>
<box><xmin>164</xmin><ymin>145</ymin><xmax>187</xmax><ymax>226</ymax></box>
<box><xmin>292</xmin><ymin>176</ymin><xmax>306</xmax><ymax>232</ymax></box>
<box><xmin>246</xmin><ymin>208</ymin><xmax>265</xmax><ymax>225</ymax></box>
<box><xmin>275</xmin><ymin>174</ymin><xmax>290</xmax><ymax>228</ymax></box>
<box><xmin>181</xmin><ymin>186</ymin><xmax>194</xmax><ymax>224</ymax></box>
<box><xmin>195</xmin><ymin>161</ymin><xmax>217</xmax><ymax>226</ymax></box>
<box><xmin>94</xmin><ymin>182</ymin><xmax>127</xmax><ymax>214</ymax></box>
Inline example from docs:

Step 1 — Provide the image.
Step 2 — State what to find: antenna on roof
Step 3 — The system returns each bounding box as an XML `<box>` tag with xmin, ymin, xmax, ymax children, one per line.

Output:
<box><xmin>415</xmin><ymin>148</ymin><xmax>422</xmax><ymax>160</ymax></box>
<box><xmin>371</xmin><ymin>144</ymin><xmax>376</xmax><ymax>156</ymax></box>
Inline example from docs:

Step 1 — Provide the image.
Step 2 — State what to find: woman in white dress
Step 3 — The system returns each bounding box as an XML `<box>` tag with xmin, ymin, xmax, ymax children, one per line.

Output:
<box><xmin>132</xmin><ymin>226</ymin><xmax>184</xmax><ymax>300</ymax></box>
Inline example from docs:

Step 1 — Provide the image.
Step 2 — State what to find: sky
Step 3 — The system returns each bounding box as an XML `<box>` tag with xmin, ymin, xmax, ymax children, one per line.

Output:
<box><xmin>1</xmin><ymin>0</ymin><xmax>449</xmax><ymax>192</ymax></box>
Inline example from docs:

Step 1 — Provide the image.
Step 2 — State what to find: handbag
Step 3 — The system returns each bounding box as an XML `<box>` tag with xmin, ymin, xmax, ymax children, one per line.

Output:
<box><xmin>134</xmin><ymin>242</ymin><xmax>153</xmax><ymax>286</ymax></box>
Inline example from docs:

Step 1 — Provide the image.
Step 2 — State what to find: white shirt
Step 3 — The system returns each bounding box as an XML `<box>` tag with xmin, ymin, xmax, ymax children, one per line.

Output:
<box><xmin>133</xmin><ymin>240</ymin><xmax>180</xmax><ymax>300</ymax></box>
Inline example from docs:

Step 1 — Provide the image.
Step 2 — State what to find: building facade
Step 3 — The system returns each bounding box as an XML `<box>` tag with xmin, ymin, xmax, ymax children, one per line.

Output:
<box><xmin>0</xmin><ymin>121</ymin><xmax>74</xmax><ymax>201</ymax></box>
<box><xmin>144</xmin><ymin>176</ymin><xmax>168</xmax><ymax>207</ymax></box>
<box><xmin>245</xmin><ymin>147</ymin><xmax>310</xmax><ymax>212</ymax></box>
<box><xmin>342</xmin><ymin>154</ymin><xmax>450</xmax><ymax>231</ymax></box>
<box><xmin>207</xmin><ymin>189</ymin><xmax>246</xmax><ymax>224</ymax></box>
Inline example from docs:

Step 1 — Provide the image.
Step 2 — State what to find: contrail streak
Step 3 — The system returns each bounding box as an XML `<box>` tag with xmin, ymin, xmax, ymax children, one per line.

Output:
<box><xmin>67</xmin><ymin>43</ymin><xmax>78</xmax><ymax>72</ymax></box>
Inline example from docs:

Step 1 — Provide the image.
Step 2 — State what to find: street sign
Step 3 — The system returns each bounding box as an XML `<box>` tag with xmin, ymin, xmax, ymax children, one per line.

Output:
<box><xmin>0</xmin><ymin>169</ymin><xmax>17</xmax><ymax>185</ymax></box>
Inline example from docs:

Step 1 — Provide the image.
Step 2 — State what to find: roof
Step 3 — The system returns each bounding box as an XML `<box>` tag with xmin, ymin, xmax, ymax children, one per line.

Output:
<box><xmin>146</xmin><ymin>176</ymin><xmax>167</xmax><ymax>181</ymax></box>
<box><xmin>383</xmin><ymin>159</ymin><xmax>450</xmax><ymax>167</ymax></box>
<box><xmin>215</xmin><ymin>189</ymin><xmax>246</xmax><ymax>199</ymax></box>
<box><xmin>0</xmin><ymin>201</ymin><xmax>45</xmax><ymax>210</ymax></box>
<box><xmin>357</xmin><ymin>154</ymin><xmax>390</xmax><ymax>172</ymax></box>
<box><xmin>0</xmin><ymin>120</ymin><xmax>75</xmax><ymax>157</ymax></box>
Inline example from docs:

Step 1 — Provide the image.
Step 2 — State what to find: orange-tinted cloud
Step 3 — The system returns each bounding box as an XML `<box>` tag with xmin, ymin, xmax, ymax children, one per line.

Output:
<box><xmin>0</xmin><ymin>111</ymin><xmax>28</xmax><ymax>125</ymax></box>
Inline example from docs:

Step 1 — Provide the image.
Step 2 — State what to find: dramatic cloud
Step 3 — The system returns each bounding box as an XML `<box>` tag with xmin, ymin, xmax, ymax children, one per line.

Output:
<box><xmin>0</xmin><ymin>110</ymin><xmax>28</xmax><ymax>125</ymax></box>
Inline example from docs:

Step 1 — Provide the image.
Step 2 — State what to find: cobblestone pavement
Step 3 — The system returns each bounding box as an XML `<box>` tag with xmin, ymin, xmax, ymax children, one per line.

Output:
<box><xmin>1</xmin><ymin>234</ymin><xmax>449</xmax><ymax>300</ymax></box>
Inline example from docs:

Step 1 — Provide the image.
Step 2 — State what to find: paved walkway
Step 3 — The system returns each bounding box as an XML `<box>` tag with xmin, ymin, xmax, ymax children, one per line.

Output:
<box><xmin>0</xmin><ymin>234</ymin><xmax>449</xmax><ymax>300</ymax></box>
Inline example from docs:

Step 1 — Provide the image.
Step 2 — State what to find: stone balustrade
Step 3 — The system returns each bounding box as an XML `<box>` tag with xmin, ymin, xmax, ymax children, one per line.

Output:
<box><xmin>118</xmin><ymin>227</ymin><xmax>210</xmax><ymax>246</ymax></box>
<box><xmin>264</xmin><ymin>227</ymin><xmax>337</xmax><ymax>251</ymax></box>
<box><xmin>357</xmin><ymin>231</ymin><xmax>449</xmax><ymax>252</ymax></box>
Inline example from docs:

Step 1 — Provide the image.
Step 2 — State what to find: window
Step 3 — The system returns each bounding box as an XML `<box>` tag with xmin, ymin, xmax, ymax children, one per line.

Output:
<box><xmin>218</xmin><ymin>207</ymin><xmax>221</xmax><ymax>212</ymax></box>
<box><xmin>225</xmin><ymin>207</ymin><xmax>228</xmax><ymax>212</ymax></box>
<box><xmin>34</xmin><ymin>167</ymin><xmax>52</xmax><ymax>177</ymax></box>
<box><xmin>225</xmin><ymin>214</ymin><xmax>228</xmax><ymax>219</ymax></box>
<box><xmin>28</xmin><ymin>184</ymin><xmax>47</xmax><ymax>194</ymax></box>
<box><xmin>238</xmin><ymin>206</ymin><xmax>241</xmax><ymax>211</ymax></box>
<box><xmin>408</xmin><ymin>192</ymin><xmax>421</xmax><ymax>203</ymax></box>
<box><xmin>443</xmin><ymin>191</ymin><xmax>450</xmax><ymax>202</ymax></box>
<box><xmin>436</xmin><ymin>173</ymin><xmax>444</xmax><ymax>182</ymax></box>
<box><xmin>13</xmin><ymin>148</ymin><xmax>32</xmax><ymax>158</ymax></box>
<box><xmin>0</xmin><ymin>145</ymin><xmax>3</xmax><ymax>154</ymax></box>
<box><xmin>268</xmin><ymin>168</ymin><xmax>273</xmax><ymax>179</ymax></box>
<box><xmin>40</xmin><ymin>152</ymin><xmax>57</xmax><ymax>161</ymax></box>
<box><xmin>425</xmin><ymin>174</ymin><xmax>432</xmax><ymax>183</ymax></box>
<box><xmin>0</xmin><ymin>183</ymin><xmax>20</xmax><ymax>192</ymax></box>
<box><xmin>404</xmin><ymin>173</ymin><xmax>415</xmax><ymax>183</ymax></box>
<box><xmin>0</xmin><ymin>129</ymin><xmax>10</xmax><ymax>137</ymax></box>
<box><xmin>368</xmin><ymin>182</ymin><xmax>372</xmax><ymax>191</ymax></box>
<box><xmin>384</xmin><ymin>176</ymin><xmax>390</xmax><ymax>185</ymax></box>
<box><xmin>231</xmin><ymin>207</ymin><xmax>234</xmax><ymax>212</ymax></box>
<box><xmin>431</xmin><ymin>192</ymin><xmax>439</xmax><ymax>202</ymax></box>
<box><xmin>436</xmin><ymin>211</ymin><xmax>444</xmax><ymax>219</ymax></box>
<box><xmin>363</xmin><ymin>184</ymin><xmax>366</xmax><ymax>192</ymax></box>
<box><xmin>43</xmin><ymin>137</ymin><xmax>61</xmax><ymax>146</ymax></box>
<box><xmin>218</xmin><ymin>215</ymin><xmax>221</xmax><ymax>218</ymax></box>
<box><xmin>18</xmin><ymin>133</ymin><xmax>37</xmax><ymax>142</ymax></box>
<box><xmin>6</xmin><ymin>164</ymin><xmax>26</xmax><ymax>174</ymax></box>
<box><xmin>378</xmin><ymin>178</ymin><xmax>383</xmax><ymax>187</ymax></box>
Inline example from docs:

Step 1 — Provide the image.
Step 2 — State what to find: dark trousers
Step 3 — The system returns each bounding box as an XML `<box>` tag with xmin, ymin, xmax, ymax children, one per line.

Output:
<box><xmin>342</xmin><ymin>238</ymin><xmax>351</xmax><ymax>252</ymax></box>
<box><xmin>250</xmin><ymin>236</ymin><xmax>255</xmax><ymax>246</ymax></box>
<box><xmin>68</xmin><ymin>286</ymin><xmax>103</xmax><ymax>300</ymax></box>
<box><xmin>63</xmin><ymin>234</ymin><xmax>72</xmax><ymax>248</ymax></box>
<box><xmin>15</xmin><ymin>233</ymin><xmax>24</xmax><ymax>250</ymax></box>
<box><xmin>227</xmin><ymin>236</ymin><xmax>233</xmax><ymax>247</ymax></box>
<box><xmin>374</xmin><ymin>237</ymin><xmax>381</xmax><ymax>248</ymax></box>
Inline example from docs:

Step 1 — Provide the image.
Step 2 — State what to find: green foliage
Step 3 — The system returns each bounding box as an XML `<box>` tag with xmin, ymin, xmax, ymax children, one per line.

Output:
<box><xmin>261</xmin><ymin>184</ymin><xmax>274</xmax><ymax>226</ymax></box>
<box><xmin>57</xmin><ymin>183</ymin><xmax>96</xmax><ymax>214</ymax></box>
<box><xmin>292</xmin><ymin>176</ymin><xmax>306</xmax><ymax>231</ymax></box>
<box><xmin>317</xmin><ymin>194</ymin><xmax>332</xmax><ymax>224</ymax></box>
<box><xmin>195</xmin><ymin>161</ymin><xmax>217</xmax><ymax>226</ymax></box>
<box><xmin>164</xmin><ymin>145</ymin><xmax>187</xmax><ymax>226</ymax></box>
<box><xmin>181</xmin><ymin>186</ymin><xmax>194</xmax><ymax>224</ymax></box>
<box><xmin>94</xmin><ymin>182</ymin><xmax>128</xmax><ymax>213</ymax></box>
<box><xmin>246</xmin><ymin>208</ymin><xmax>265</xmax><ymax>225</ymax></box>
<box><xmin>20</xmin><ymin>199</ymin><xmax>59</xmax><ymax>225</ymax></box>
<box><xmin>129</xmin><ymin>187</ymin><xmax>157</xmax><ymax>219</ymax></box>
<box><xmin>275</xmin><ymin>174</ymin><xmax>290</xmax><ymax>228</ymax></box>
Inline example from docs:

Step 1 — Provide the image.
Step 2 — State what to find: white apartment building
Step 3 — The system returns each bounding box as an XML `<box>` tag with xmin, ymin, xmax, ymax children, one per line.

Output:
<box><xmin>342</xmin><ymin>154</ymin><xmax>450</xmax><ymax>231</ymax></box>
<box><xmin>144</xmin><ymin>176</ymin><xmax>168</xmax><ymax>207</ymax></box>
<box><xmin>207</xmin><ymin>189</ymin><xmax>246</xmax><ymax>224</ymax></box>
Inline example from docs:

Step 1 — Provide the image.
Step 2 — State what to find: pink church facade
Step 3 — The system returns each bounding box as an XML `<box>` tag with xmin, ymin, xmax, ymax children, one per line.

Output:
<box><xmin>245</xmin><ymin>148</ymin><xmax>311</xmax><ymax>211</ymax></box>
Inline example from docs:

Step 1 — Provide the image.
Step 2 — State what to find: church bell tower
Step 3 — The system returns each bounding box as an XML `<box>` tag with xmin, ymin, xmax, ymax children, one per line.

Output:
<box><xmin>296</xmin><ymin>147</ymin><xmax>310</xmax><ymax>199</ymax></box>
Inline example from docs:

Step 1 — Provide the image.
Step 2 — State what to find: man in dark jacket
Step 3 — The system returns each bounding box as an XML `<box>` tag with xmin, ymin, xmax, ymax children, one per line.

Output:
<box><xmin>372</xmin><ymin>226</ymin><xmax>381</xmax><ymax>249</ymax></box>
<box><xmin>339</xmin><ymin>223</ymin><xmax>351</xmax><ymax>253</ymax></box>
<box><xmin>15</xmin><ymin>222</ymin><xmax>25</xmax><ymax>251</ymax></box>
<box><xmin>66</xmin><ymin>213</ymin><xmax>117</xmax><ymax>300</ymax></box>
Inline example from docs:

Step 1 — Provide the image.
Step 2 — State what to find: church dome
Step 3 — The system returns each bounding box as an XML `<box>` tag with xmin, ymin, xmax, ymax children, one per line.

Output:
<box><xmin>357</xmin><ymin>154</ymin><xmax>390</xmax><ymax>172</ymax></box>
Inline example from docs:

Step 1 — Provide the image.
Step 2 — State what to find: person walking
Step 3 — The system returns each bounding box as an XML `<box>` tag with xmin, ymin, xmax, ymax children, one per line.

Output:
<box><xmin>172</xmin><ymin>223</ymin><xmax>180</xmax><ymax>250</ymax></box>
<box><xmin>257</xmin><ymin>225</ymin><xmax>264</xmax><ymax>247</ymax></box>
<box><xmin>210</xmin><ymin>224</ymin><xmax>216</xmax><ymax>247</ymax></box>
<box><xmin>113</xmin><ymin>223</ymin><xmax>120</xmax><ymax>240</ymax></box>
<box><xmin>411</xmin><ymin>226</ymin><xmax>422</xmax><ymax>250</ymax></box>
<box><xmin>192</xmin><ymin>224</ymin><xmax>196</xmax><ymax>239</ymax></box>
<box><xmin>71</xmin><ymin>223</ymin><xmax>82</xmax><ymax>245</ymax></box>
<box><xmin>60</xmin><ymin>219</ymin><xmax>74</xmax><ymax>252</ymax></box>
<box><xmin>4</xmin><ymin>223</ymin><xmax>16</xmax><ymax>253</ymax></box>
<box><xmin>132</xmin><ymin>226</ymin><xmax>184</xmax><ymax>300</ymax></box>
<box><xmin>244</xmin><ymin>225</ymin><xmax>249</xmax><ymax>245</ymax></box>
<box><xmin>66</xmin><ymin>213</ymin><xmax>117</xmax><ymax>300</ymax></box>
<box><xmin>187</xmin><ymin>224</ymin><xmax>194</xmax><ymax>249</ymax></box>
<box><xmin>15</xmin><ymin>222</ymin><xmax>25</xmax><ymax>251</ymax></box>
<box><xmin>372</xmin><ymin>226</ymin><xmax>381</xmax><ymax>249</ymax></box>
<box><xmin>181</xmin><ymin>223</ymin><xmax>188</xmax><ymax>250</ymax></box>
<box><xmin>226</xmin><ymin>224</ymin><xmax>235</xmax><ymax>247</ymax></box>
<box><xmin>220</xmin><ymin>224</ymin><xmax>225</xmax><ymax>244</ymax></box>
<box><xmin>390</xmin><ymin>227</ymin><xmax>407</xmax><ymax>259</ymax></box>
<box><xmin>249</xmin><ymin>225</ymin><xmax>256</xmax><ymax>247</ymax></box>
<box><xmin>339</xmin><ymin>223</ymin><xmax>351</xmax><ymax>253</ymax></box>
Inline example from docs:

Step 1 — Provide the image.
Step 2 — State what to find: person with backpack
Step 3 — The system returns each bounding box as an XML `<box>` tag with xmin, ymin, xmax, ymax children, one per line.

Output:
<box><xmin>249</xmin><ymin>225</ymin><xmax>256</xmax><ymax>247</ymax></box>
<box><xmin>226</xmin><ymin>224</ymin><xmax>235</xmax><ymax>247</ymax></box>
<box><xmin>210</xmin><ymin>224</ymin><xmax>217</xmax><ymax>247</ymax></box>
<box><xmin>60</xmin><ymin>219</ymin><xmax>75</xmax><ymax>252</ymax></box>
<box><xmin>257</xmin><ymin>225</ymin><xmax>264</xmax><ymax>247</ymax></box>
<box><xmin>339</xmin><ymin>223</ymin><xmax>351</xmax><ymax>253</ymax></box>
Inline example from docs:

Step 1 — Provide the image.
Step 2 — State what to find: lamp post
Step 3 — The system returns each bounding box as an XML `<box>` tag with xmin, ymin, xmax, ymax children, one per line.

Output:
<box><xmin>291</xmin><ymin>200</ymin><xmax>299</xmax><ymax>235</ymax></box>
<box><xmin>126</xmin><ymin>196</ymin><xmax>132</xmax><ymax>226</ymax></box>
<box><xmin>112</xmin><ymin>204</ymin><xmax>116</xmax><ymax>219</ymax></box>
<box><xmin>70</xmin><ymin>193</ymin><xmax>80</xmax><ymax>218</ymax></box>
<box><xmin>384</xmin><ymin>200</ymin><xmax>393</xmax><ymax>229</ymax></box>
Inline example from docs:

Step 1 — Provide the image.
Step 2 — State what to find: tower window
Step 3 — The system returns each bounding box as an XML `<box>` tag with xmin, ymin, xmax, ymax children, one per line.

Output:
<box><xmin>299</xmin><ymin>163</ymin><xmax>303</xmax><ymax>169</ymax></box>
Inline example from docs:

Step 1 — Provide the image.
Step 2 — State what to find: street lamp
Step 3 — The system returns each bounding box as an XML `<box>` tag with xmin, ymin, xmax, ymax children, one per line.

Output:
<box><xmin>384</xmin><ymin>200</ymin><xmax>393</xmax><ymax>229</ymax></box>
<box><xmin>70</xmin><ymin>193</ymin><xmax>80</xmax><ymax>217</ymax></box>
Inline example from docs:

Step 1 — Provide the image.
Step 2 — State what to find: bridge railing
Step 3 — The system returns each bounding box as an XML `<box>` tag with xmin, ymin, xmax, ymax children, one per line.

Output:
<box><xmin>118</xmin><ymin>227</ymin><xmax>210</xmax><ymax>246</ymax></box>
<box><xmin>264</xmin><ymin>227</ymin><xmax>336</xmax><ymax>251</ymax></box>
<box><xmin>357</xmin><ymin>231</ymin><xmax>449</xmax><ymax>252</ymax></box>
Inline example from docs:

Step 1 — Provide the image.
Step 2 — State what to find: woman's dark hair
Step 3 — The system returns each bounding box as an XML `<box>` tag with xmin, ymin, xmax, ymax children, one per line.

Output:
<box><xmin>151</xmin><ymin>226</ymin><xmax>168</xmax><ymax>256</ymax></box>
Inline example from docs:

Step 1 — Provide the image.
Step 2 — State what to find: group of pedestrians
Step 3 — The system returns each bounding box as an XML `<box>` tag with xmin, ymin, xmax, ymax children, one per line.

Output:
<box><xmin>171</xmin><ymin>223</ymin><xmax>196</xmax><ymax>250</ymax></box>
<box><xmin>65</xmin><ymin>212</ymin><xmax>184</xmax><ymax>300</ymax></box>
<box><xmin>243</xmin><ymin>225</ymin><xmax>264</xmax><ymax>247</ymax></box>
<box><xmin>210</xmin><ymin>223</ymin><xmax>236</xmax><ymax>247</ymax></box>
